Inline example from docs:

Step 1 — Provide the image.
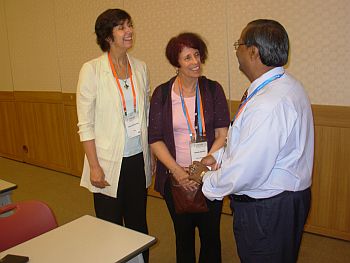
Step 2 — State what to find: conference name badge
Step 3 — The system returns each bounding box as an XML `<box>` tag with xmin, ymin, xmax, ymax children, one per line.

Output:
<box><xmin>125</xmin><ymin>113</ymin><xmax>141</xmax><ymax>138</ymax></box>
<box><xmin>190</xmin><ymin>141</ymin><xmax>208</xmax><ymax>163</ymax></box>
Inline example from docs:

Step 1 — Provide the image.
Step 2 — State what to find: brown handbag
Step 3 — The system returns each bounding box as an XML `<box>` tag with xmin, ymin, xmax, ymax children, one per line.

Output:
<box><xmin>170</xmin><ymin>177</ymin><xmax>209</xmax><ymax>214</ymax></box>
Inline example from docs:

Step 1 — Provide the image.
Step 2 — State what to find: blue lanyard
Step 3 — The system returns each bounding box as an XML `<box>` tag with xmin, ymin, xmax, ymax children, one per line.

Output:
<box><xmin>196</xmin><ymin>86</ymin><xmax>204</xmax><ymax>137</ymax></box>
<box><xmin>232</xmin><ymin>73</ymin><xmax>284</xmax><ymax>123</ymax></box>
<box><xmin>179</xmin><ymin>82</ymin><xmax>202</xmax><ymax>140</ymax></box>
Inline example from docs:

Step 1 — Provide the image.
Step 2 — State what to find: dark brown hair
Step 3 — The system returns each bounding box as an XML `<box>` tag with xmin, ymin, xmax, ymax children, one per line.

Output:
<box><xmin>95</xmin><ymin>9</ymin><xmax>132</xmax><ymax>52</ymax></box>
<box><xmin>165</xmin><ymin>32</ymin><xmax>208</xmax><ymax>67</ymax></box>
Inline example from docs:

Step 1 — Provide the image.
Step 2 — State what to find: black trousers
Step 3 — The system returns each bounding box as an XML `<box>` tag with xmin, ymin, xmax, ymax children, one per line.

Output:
<box><xmin>164</xmin><ymin>178</ymin><xmax>222</xmax><ymax>263</ymax></box>
<box><xmin>93</xmin><ymin>152</ymin><xmax>149</xmax><ymax>263</ymax></box>
<box><xmin>231</xmin><ymin>188</ymin><xmax>311</xmax><ymax>263</ymax></box>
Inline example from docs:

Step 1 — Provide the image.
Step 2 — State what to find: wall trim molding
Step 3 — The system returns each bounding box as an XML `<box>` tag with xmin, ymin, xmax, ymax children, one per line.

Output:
<box><xmin>0</xmin><ymin>91</ymin><xmax>15</xmax><ymax>101</ymax></box>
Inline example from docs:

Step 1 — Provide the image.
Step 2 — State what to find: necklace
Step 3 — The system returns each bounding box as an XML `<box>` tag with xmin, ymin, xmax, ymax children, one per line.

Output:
<box><xmin>122</xmin><ymin>61</ymin><xmax>129</xmax><ymax>89</ymax></box>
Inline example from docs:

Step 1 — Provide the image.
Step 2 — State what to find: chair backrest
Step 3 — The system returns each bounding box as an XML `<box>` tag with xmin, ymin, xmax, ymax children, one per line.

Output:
<box><xmin>0</xmin><ymin>200</ymin><xmax>58</xmax><ymax>252</ymax></box>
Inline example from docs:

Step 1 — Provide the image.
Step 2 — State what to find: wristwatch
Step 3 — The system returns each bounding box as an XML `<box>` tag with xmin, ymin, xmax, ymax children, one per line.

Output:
<box><xmin>199</xmin><ymin>170</ymin><xmax>206</xmax><ymax>182</ymax></box>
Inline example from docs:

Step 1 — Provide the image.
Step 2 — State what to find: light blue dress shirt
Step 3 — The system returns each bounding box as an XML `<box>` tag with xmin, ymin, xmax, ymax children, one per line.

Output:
<box><xmin>202</xmin><ymin>67</ymin><xmax>314</xmax><ymax>200</ymax></box>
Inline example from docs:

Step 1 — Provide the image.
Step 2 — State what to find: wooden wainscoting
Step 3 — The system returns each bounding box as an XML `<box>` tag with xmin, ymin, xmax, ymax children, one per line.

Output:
<box><xmin>0</xmin><ymin>91</ymin><xmax>349</xmax><ymax>240</ymax></box>
<box><xmin>305</xmin><ymin>105</ymin><xmax>350</xmax><ymax>240</ymax></box>
<box><xmin>15</xmin><ymin>92</ymin><xmax>69</xmax><ymax>172</ymax></box>
<box><xmin>62</xmin><ymin>93</ymin><xmax>85</xmax><ymax>176</ymax></box>
<box><xmin>0</xmin><ymin>91</ymin><xmax>83</xmax><ymax>175</ymax></box>
<box><xmin>0</xmin><ymin>92</ymin><xmax>22</xmax><ymax>161</ymax></box>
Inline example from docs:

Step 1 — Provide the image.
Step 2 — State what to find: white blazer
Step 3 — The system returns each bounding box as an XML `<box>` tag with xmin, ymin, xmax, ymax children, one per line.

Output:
<box><xmin>76</xmin><ymin>53</ymin><xmax>151</xmax><ymax>198</ymax></box>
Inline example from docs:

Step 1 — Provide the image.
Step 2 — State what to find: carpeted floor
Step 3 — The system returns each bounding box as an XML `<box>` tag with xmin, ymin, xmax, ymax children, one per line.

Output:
<box><xmin>1</xmin><ymin>157</ymin><xmax>349</xmax><ymax>262</ymax></box>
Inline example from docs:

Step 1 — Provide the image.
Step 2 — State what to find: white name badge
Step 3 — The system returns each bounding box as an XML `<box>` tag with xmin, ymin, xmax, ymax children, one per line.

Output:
<box><xmin>190</xmin><ymin>141</ymin><xmax>208</xmax><ymax>163</ymax></box>
<box><xmin>124</xmin><ymin>113</ymin><xmax>141</xmax><ymax>138</ymax></box>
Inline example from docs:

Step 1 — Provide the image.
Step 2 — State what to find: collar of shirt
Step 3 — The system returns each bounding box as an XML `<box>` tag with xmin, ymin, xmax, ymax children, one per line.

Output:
<box><xmin>247</xmin><ymin>67</ymin><xmax>285</xmax><ymax>96</ymax></box>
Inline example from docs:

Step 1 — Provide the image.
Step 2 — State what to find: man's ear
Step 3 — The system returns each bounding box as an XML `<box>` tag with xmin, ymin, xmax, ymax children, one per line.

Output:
<box><xmin>249</xmin><ymin>46</ymin><xmax>260</xmax><ymax>61</ymax></box>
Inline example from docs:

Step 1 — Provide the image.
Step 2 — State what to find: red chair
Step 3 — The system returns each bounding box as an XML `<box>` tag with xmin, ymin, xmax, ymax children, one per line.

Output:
<box><xmin>0</xmin><ymin>200</ymin><xmax>58</xmax><ymax>252</ymax></box>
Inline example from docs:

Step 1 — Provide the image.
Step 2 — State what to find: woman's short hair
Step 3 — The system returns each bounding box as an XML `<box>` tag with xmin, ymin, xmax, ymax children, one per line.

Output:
<box><xmin>165</xmin><ymin>32</ymin><xmax>208</xmax><ymax>67</ymax></box>
<box><xmin>244</xmin><ymin>19</ymin><xmax>289</xmax><ymax>67</ymax></box>
<box><xmin>95</xmin><ymin>9</ymin><xmax>131</xmax><ymax>52</ymax></box>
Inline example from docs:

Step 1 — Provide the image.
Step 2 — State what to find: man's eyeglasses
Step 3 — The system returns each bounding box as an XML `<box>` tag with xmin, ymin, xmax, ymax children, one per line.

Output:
<box><xmin>233</xmin><ymin>41</ymin><xmax>245</xmax><ymax>50</ymax></box>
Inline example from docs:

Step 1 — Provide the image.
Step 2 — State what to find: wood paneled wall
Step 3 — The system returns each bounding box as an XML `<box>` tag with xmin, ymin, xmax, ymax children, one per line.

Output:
<box><xmin>0</xmin><ymin>91</ymin><xmax>84</xmax><ymax>175</ymax></box>
<box><xmin>0</xmin><ymin>92</ymin><xmax>22</xmax><ymax>161</ymax></box>
<box><xmin>305</xmin><ymin>105</ymin><xmax>350</xmax><ymax>240</ymax></box>
<box><xmin>62</xmin><ymin>93</ymin><xmax>85</xmax><ymax>176</ymax></box>
<box><xmin>0</xmin><ymin>91</ymin><xmax>349</xmax><ymax>240</ymax></box>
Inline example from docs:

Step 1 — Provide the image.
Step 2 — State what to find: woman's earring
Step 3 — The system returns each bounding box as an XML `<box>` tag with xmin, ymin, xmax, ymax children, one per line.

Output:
<box><xmin>175</xmin><ymin>68</ymin><xmax>179</xmax><ymax>75</ymax></box>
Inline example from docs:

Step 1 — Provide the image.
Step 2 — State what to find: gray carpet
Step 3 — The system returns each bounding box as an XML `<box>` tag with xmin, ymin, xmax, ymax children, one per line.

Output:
<box><xmin>1</xmin><ymin>157</ymin><xmax>349</xmax><ymax>262</ymax></box>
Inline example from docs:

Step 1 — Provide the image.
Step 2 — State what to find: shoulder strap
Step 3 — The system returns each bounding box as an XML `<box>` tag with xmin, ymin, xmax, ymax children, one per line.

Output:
<box><xmin>208</xmin><ymin>79</ymin><xmax>216</xmax><ymax>98</ymax></box>
<box><xmin>203</xmin><ymin>77</ymin><xmax>216</xmax><ymax>98</ymax></box>
<box><xmin>162</xmin><ymin>84</ymin><xmax>170</xmax><ymax>105</ymax></box>
<box><xmin>161</xmin><ymin>77</ymin><xmax>177</xmax><ymax>105</ymax></box>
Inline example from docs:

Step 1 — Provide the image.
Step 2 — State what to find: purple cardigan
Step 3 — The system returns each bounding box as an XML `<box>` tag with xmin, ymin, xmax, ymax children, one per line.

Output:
<box><xmin>148</xmin><ymin>76</ymin><xmax>230</xmax><ymax>196</ymax></box>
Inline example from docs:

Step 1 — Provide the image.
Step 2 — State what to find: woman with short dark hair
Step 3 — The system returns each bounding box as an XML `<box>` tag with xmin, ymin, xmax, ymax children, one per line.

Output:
<box><xmin>148</xmin><ymin>32</ymin><xmax>230</xmax><ymax>263</ymax></box>
<box><xmin>76</xmin><ymin>9</ymin><xmax>151</xmax><ymax>262</ymax></box>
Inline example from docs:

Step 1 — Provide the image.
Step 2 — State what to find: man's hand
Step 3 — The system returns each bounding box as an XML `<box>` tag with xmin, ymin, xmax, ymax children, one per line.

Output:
<box><xmin>189</xmin><ymin>161</ymin><xmax>209</xmax><ymax>184</ymax></box>
<box><xmin>201</xmin><ymin>155</ymin><xmax>218</xmax><ymax>170</ymax></box>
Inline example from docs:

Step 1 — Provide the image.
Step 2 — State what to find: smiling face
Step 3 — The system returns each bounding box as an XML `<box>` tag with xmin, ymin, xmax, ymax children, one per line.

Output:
<box><xmin>108</xmin><ymin>19</ymin><xmax>133</xmax><ymax>52</ymax></box>
<box><xmin>177</xmin><ymin>46</ymin><xmax>202</xmax><ymax>80</ymax></box>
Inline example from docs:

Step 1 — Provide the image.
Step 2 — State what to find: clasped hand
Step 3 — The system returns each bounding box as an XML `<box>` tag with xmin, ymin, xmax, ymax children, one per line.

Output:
<box><xmin>188</xmin><ymin>155</ymin><xmax>217</xmax><ymax>184</ymax></box>
<box><xmin>173</xmin><ymin>167</ymin><xmax>198</xmax><ymax>191</ymax></box>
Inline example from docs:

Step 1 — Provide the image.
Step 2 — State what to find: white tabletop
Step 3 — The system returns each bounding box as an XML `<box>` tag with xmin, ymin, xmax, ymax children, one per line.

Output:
<box><xmin>0</xmin><ymin>215</ymin><xmax>156</xmax><ymax>263</ymax></box>
<box><xmin>0</xmin><ymin>179</ymin><xmax>17</xmax><ymax>194</ymax></box>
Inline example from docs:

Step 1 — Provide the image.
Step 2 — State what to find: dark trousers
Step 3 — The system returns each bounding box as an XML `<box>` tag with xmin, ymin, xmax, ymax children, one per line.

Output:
<box><xmin>231</xmin><ymin>188</ymin><xmax>311</xmax><ymax>263</ymax></box>
<box><xmin>93</xmin><ymin>152</ymin><xmax>149</xmax><ymax>263</ymax></box>
<box><xmin>164</xmin><ymin>178</ymin><xmax>222</xmax><ymax>263</ymax></box>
